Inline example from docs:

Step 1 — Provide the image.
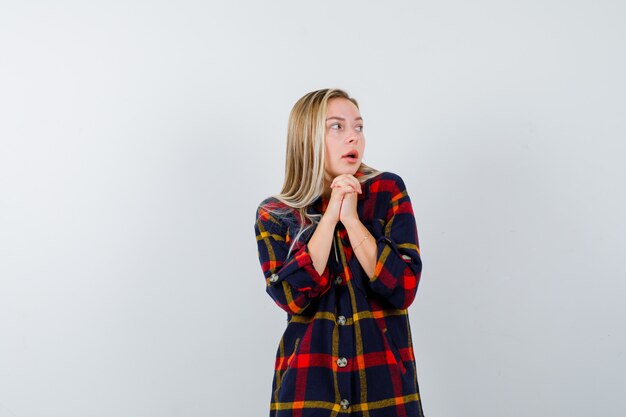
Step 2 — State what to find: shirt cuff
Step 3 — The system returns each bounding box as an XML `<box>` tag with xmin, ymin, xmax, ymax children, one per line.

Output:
<box><xmin>267</xmin><ymin>243</ymin><xmax>331</xmax><ymax>297</ymax></box>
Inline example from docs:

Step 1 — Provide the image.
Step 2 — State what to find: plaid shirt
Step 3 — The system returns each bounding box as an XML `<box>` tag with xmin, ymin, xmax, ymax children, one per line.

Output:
<box><xmin>254</xmin><ymin>172</ymin><xmax>424</xmax><ymax>417</ymax></box>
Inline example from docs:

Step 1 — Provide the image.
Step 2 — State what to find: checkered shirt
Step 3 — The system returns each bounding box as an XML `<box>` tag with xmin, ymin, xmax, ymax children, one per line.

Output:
<box><xmin>255</xmin><ymin>172</ymin><xmax>424</xmax><ymax>417</ymax></box>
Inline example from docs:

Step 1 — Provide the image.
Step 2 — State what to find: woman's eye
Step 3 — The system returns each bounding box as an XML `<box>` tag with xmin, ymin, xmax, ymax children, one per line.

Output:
<box><xmin>330</xmin><ymin>123</ymin><xmax>341</xmax><ymax>130</ymax></box>
<box><xmin>356</xmin><ymin>125</ymin><xmax>364</xmax><ymax>132</ymax></box>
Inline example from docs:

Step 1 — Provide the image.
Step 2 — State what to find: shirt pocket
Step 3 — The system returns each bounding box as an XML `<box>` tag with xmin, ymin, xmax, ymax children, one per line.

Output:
<box><xmin>280</xmin><ymin>337</ymin><xmax>301</xmax><ymax>384</ymax></box>
<box><xmin>286</xmin><ymin>337</ymin><xmax>300</xmax><ymax>368</ymax></box>
<box><xmin>383</xmin><ymin>328</ymin><xmax>407</xmax><ymax>375</ymax></box>
<box><xmin>274</xmin><ymin>337</ymin><xmax>301</xmax><ymax>401</ymax></box>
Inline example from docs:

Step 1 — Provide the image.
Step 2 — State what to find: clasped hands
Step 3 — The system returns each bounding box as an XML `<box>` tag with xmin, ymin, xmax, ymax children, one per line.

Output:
<box><xmin>325</xmin><ymin>174</ymin><xmax>362</xmax><ymax>225</ymax></box>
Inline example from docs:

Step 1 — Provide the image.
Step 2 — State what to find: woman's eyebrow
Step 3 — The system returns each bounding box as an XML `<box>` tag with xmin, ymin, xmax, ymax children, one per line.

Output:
<box><xmin>326</xmin><ymin>116</ymin><xmax>363</xmax><ymax>122</ymax></box>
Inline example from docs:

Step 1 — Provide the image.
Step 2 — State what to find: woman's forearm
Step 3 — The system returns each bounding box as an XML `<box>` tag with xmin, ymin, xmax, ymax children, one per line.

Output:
<box><xmin>307</xmin><ymin>215</ymin><xmax>337</xmax><ymax>276</ymax></box>
<box><xmin>343</xmin><ymin>217</ymin><xmax>376</xmax><ymax>278</ymax></box>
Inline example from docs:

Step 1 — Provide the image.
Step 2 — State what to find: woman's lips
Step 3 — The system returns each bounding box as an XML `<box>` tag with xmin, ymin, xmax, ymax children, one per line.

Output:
<box><xmin>342</xmin><ymin>150</ymin><xmax>360</xmax><ymax>163</ymax></box>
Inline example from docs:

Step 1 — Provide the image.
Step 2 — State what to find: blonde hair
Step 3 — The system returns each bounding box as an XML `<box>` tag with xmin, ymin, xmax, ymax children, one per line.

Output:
<box><xmin>271</xmin><ymin>88</ymin><xmax>380</xmax><ymax>253</ymax></box>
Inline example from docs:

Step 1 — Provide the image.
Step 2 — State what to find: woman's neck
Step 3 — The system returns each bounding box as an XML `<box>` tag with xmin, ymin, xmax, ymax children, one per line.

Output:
<box><xmin>322</xmin><ymin>177</ymin><xmax>333</xmax><ymax>199</ymax></box>
<box><xmin>321</xmin><ymin>187</ymin><xmax>331</xmax><ymax>199</ymax></box>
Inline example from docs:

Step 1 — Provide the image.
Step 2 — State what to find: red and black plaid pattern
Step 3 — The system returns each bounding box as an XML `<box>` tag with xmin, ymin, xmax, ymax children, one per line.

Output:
<box><xmin>255</xmin><ymin>172</ymin><xmax>424</xmax><ymax>417</ymax></box>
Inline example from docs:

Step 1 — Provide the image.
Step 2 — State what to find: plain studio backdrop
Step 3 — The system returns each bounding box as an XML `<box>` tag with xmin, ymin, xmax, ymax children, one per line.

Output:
<box><xmin>1</xmin><ymin>1</ymin><xmax>625</xmax><ymax>416</ymax></box>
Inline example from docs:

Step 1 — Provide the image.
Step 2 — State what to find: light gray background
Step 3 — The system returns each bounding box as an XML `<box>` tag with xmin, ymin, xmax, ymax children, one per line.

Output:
<box><xmin>1</xmin><ymin>1</ymin><xmax>625</xmax><ymax>416</ymax></box>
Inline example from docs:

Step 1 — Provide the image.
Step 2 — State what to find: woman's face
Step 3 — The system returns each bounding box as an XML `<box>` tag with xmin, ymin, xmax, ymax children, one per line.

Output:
<box><xmin>324</xmin><ymin>98</ymin><xmax>365</xmax><ymax>179</ymax></box>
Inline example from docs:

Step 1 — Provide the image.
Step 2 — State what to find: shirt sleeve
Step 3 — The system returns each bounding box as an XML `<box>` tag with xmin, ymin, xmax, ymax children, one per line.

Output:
<box><xmin>367</xmin><ymin>175</ymin><xmax>422</xmax><ymax>309</ymax></box>
<box><xmin>254</xmin><ymin>203</ymin><xmax>331</xmax><ymax>315</ymax></box>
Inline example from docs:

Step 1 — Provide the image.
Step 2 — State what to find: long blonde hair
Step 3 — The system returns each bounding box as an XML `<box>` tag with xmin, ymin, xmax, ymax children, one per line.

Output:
<box><xmin>272</xmin><ymin>88</ymin><xmax>380</xmax><ymax>253</ymax></box>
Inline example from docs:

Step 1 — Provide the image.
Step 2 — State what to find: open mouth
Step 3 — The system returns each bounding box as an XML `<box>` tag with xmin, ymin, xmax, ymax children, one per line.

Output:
<box><xmin>342</xmin><ymin>150</ymin><xmax>359</xmax><ymax>162</ymax></box>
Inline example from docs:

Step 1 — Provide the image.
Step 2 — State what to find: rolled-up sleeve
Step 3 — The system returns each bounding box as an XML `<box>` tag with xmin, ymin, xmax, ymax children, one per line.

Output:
<box><xmin>255</xmin><ymin>204</ymin><xmax>331</xmax><ymax>315</ymax></box>
<box><xmin>367</xmin><ymin>175</ymin><xmax>422</xmax><ymax>309</ymax></box>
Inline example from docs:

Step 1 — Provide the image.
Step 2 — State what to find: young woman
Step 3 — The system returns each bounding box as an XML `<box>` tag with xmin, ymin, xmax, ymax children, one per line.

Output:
<box><xmin>254</xmin><ymin>89</ymin><xmax>424</xmax><ymax>417</ymax></box>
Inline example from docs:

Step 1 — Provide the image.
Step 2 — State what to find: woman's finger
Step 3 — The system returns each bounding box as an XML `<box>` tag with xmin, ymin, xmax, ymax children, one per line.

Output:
<box><xmin>333</xmin><ymin>174</ymin><xmax>362</xmax><ymax>194</ymax></box>
<box><xmin>334</xmin><ymin>183</ymin><xmax>358</xmax><ymax>195</ymax></box>
<box><xmin>332</xmin><ymin>177</ymin><xmax>359</xmax><ymax>191</ymax></box>
<box><xmin>349</xmin><ymin>175</ymin><xmax>362</xmax><ymax>194</ymax></box>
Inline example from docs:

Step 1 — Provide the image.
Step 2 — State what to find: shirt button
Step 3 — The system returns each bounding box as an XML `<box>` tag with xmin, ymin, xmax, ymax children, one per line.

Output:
<box><xmin>269</xmin><ymin>273</ymin><xmax>279</xmax><ymax>283</ymax></box>
<box><xmin>337</xmin><ymin>357</ymin><xmax>347</xmax><ymax>368</ymax></box>
<box><xmin>340</xmin><ymin>399</ymin><xmax>350</xmax><ymax>410</ymax></box>
<box><xmin>337</xmin><ymin>315</ymin><xmax>347</xmax><ymax>326</ymax></box>
<box><xmin>334</xmin><ymin>276</ymin><xmax>342</xmax><ymax>285</ymax></box>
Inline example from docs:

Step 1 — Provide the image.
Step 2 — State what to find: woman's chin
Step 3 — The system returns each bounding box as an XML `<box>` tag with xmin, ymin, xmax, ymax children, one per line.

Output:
<box><xmin>326</xmin><ymin>163</ymin><xmax>361</xmax><ymax>178</ymax></box>
<box><xmin>346</xmin><ymin>165</ymin><xmax>360</xmax><ymax>176</ymax></box>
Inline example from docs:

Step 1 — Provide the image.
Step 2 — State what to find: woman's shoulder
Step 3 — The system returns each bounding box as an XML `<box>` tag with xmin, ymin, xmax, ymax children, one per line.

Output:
<box><xmin>362</xmin><ymin>172</ymin><xmax>415</xmax><ymax>218</ymax></box>
<box><xmin>255</xmin><ymin>196</ymin><xmax>300</xmax><ymax>229</ymax></box>
<box><xmin>256</xmin><ymin>196</ymin><xmax>290</xmax><ymax>219</ymax></box>
<box><xmin>364</xmin><ymin>171</ymin><xmax>408</xmax><ymax>192</ymax></box>
<box><xmin>257</xmin><ymin>196</ymin><xmax>287</xmax><ymax>212</ymax></box>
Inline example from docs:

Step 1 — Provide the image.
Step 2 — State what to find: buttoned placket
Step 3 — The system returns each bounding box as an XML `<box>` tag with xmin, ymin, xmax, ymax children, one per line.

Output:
<box><xmin>332</xmin><ymin>227</ymin><xmax>354</xmax><ymax>412</ymax></box>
